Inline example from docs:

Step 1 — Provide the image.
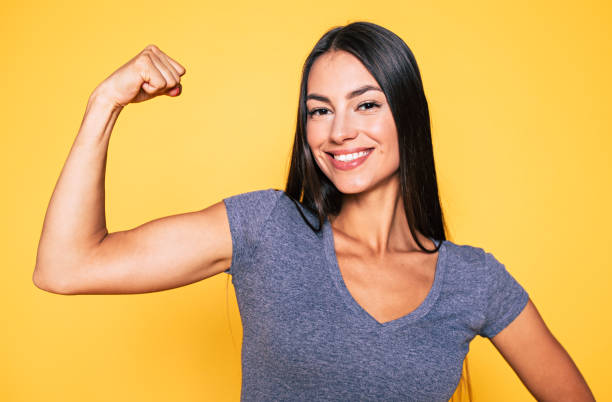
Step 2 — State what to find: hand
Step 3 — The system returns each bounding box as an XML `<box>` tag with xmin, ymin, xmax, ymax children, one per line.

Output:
<box><xmin>93</xmin><ymin>44</ymin><xmax>186</xmax><ymax>109</ymax></box>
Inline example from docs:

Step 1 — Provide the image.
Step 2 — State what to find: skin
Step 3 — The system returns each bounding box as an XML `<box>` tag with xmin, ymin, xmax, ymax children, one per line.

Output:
<box><xmin>306</xmin><ymin>50</ymin><xmax>440</xmax><ymax>324</ymax></box>
<box><xmin>32</xmin><ymin>44</ymin><xmax>595</xmax><ymax>400</ymax></box>
<box><xmin>32</xmin><ymin>45</ymin><xmax>233</xmax><ymax>295</ymax></box>
<box><xmin>306</xmin><ymin>50</ymin><xmax>595</xmax><ymax>401</ymax></box>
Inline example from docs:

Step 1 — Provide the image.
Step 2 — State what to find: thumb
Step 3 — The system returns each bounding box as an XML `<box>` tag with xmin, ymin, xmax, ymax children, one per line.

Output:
<box><xmin>166</xmin><ymin>83</ymin><xmax>182</xmax><ymax>97</ymax></box>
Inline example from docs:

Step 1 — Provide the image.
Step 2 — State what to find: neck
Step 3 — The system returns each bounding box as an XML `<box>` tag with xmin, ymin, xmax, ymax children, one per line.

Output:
<box><xmin>330</xmin><ymin>173</ymin><xmax>431</xmax><ymax>255</ymax></box>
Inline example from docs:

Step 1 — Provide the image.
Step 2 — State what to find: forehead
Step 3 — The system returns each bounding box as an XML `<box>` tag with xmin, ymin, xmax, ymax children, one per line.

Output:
<box><xmin>307</xmin><ymin>50</ymin><xmax>378</xmax><ymax>94</ymax></box>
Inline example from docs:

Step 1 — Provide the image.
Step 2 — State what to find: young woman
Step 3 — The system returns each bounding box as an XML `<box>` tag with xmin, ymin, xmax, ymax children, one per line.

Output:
<box><xmin>33</xmin><ymin>22</ymin><xmax>595</xmax><ymax>401</ymax></box>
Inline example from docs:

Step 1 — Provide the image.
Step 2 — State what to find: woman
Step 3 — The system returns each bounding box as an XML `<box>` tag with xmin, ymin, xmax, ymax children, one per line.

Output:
<box><xmin>33</xmin><ymin>22</ymin><xmax>594</xmax><ymax>401</ymax></box>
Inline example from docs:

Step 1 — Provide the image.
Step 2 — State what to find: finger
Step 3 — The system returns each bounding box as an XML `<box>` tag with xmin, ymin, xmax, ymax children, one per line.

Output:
<box><xmin>147</xmin><ymin>51</ymin><xmax>178</xmax><ymax>89</ymax></box>
<box><xmin>139</xmin><ymin>54</ymin><xmax>167</xmax><ymax>94</ymax></box>
<box><xmin>149</xmin><ymin>47</ymin><xmax>181</xmax><ymax>83</ymax></box>
<box><xmin>167</xmin><ymin>57</ymin><xmax>186</xmax><ymax>76</ymax></box>
<box><xmin>159</xmin><ymin>51</ymin><xmax>186</xmax><ymax>76</ymax></box>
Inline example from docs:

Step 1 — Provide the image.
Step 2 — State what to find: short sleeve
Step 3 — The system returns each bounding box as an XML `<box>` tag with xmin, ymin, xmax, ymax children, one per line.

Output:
<box><xmin>478</xmin><ymin>251</ymin><xmax>530</xmax><ymax>338</ymax></box>
<box><xmin>222</xmin><ymin>189</ymin><xmax>282</xmax><ymax>276</ymax></box>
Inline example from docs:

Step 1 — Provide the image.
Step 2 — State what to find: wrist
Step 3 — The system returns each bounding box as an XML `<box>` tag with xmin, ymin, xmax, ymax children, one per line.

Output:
<box><xmin>75</xmin><ymin>87</ymin><xmax>124</xmax><ymax>146</ymax></box>
<box><xmin>88</xmin><ymin>84</ymin><xmax>125</xmax><ymax>113</ymax></box>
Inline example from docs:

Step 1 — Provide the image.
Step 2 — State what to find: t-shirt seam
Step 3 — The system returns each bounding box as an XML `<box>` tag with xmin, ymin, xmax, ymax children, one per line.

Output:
<box><xmin>478</xmin><ymin>249</ymin><xmax>491</xmax><ymax>337</ymax></box>
<box><xmin>483</xmin><ymin>287</ymin><xmax>529</xmax><ymax>338</ymax></box>
<box><xmin>478</xmin><ymin>249</ymin><xmax>529</xmax><ymax>338</ymax></box>
<box><xmin>223</xmin><ymin>197</ymin><xmax>239</xmax><ymax>276</ymax></box>
<box><xmin>242</xmin><ymin>189</ymin><xmax>284</xmax><ymax>266</ymax></box>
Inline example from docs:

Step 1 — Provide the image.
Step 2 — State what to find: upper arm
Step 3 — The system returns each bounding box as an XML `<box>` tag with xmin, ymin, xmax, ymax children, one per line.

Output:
<box><xmin>490</xmin><ymin>298</ymin><xmax>595</xmax><ymax>401</ymax></box>
<box><xmin>60</xmin><ymin>201</ymin><xmax>232</xmax><ymax>295</ymax></box>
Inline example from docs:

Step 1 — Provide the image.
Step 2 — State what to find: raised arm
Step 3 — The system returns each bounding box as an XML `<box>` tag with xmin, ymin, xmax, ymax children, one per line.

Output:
<box><xmin>33</xmin><ymin>45</ymin><xmax>233</xmax><ymax>295</ymax></box>
<box><xmin>490</xmin><ymin>299</ymin><xmax>595</xmax><ymax>401</ymax></box>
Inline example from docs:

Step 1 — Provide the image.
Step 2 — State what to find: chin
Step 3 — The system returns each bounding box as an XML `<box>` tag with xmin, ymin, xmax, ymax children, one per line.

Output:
<box><xmin>330</xmin><ymin>179</ymin><xmax>372</xmax><ymax>195</ymax></box>
<box><xmin>328</xmin><ymin>170</ymin><xmax>400</xmax><ymax>196</ymax></box>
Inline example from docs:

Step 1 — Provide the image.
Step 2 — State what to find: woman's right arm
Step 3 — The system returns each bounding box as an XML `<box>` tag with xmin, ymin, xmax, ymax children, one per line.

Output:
<box><xmin>32</xmin><ymin>45</ymin><xmax>233</xmax><ymax>295</ymax></box>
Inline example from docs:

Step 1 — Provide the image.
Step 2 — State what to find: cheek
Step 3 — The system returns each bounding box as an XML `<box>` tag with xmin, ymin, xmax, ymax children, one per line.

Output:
<box><xmin>305</xmin><ymin>126</ymin><xmax>333</xmax><ymax>178</ymax></box>
<box><xmin>389</xmin><ymin>139</ymin><xmax>401</xmax><ymax>171</ymax></box>
<box><xmin>369</xmin><ymin>115</ymin><xmax>400</xmax><ymax>165</ymax></box>
<box><xmin>306</xmin><ymin>123</ymin><xmax>326</xmax><ymax>153</ymax></box>
<box><xmin>388</xmin><ymin>130</ymin><xmax>400</xmax><ymax>166</ymax></box>
<box><xmin>375</xmin><ymin>135</ymin><xmax>400</xmax><ymax>172</ymax></box>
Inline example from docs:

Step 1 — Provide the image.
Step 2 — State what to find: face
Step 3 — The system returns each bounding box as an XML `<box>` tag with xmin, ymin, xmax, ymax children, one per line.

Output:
<box><xmin>306</xmin><ymin>50</ymin><xmax>400</xmax><ymax>195</ymax></box>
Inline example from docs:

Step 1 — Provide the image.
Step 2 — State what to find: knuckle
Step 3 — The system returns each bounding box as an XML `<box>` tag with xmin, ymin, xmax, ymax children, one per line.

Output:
<box><xmin>145</xmin><ymin>44</ymin><xmax>159</xmax><ymax>51</ymax></box>
<box><xmin>156</xmin><ymin>76</ymin><xmax>168</xmax><ymax>88</ymax></box>
<box><xmin>134</xmin><ymin>54</ymin><xmax>150</xmax><ymax>69</ymax></box>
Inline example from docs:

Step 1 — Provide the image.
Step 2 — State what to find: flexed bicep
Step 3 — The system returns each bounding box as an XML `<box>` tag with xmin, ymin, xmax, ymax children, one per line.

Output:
<box><xmin>40</xmin><ymin>201</ymin><xmax>232</xmax><ymax>295</ymax></box>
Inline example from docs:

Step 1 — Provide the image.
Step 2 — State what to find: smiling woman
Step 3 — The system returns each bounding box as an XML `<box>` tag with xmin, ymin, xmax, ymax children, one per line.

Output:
<box><xmin>305</xmin><ymin>53</ymin><xmax>400</xmax><ymax>194</ymax></box>
<box><xmin>32</xmin><ymin>21</ymin><xmax>595</xmax><ymax>402</ymax></box>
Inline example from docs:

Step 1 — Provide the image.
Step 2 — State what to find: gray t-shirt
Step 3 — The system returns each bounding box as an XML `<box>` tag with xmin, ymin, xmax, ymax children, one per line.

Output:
<box><xmin>223</xmin><ymin>189</ymin><xmax>529</xmax><ymax>401</ymax></box>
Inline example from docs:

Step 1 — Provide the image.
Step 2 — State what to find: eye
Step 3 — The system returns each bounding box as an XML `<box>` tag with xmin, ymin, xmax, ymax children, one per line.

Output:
<box><xmin>308</xmin><ymin>108</ymin><xmax>331</xmax><ymax>117</ymax></box>
<box><xmin>358</xmin><ymin>101</ymin><xmax>381</xmax><ymax>111</ymax></box>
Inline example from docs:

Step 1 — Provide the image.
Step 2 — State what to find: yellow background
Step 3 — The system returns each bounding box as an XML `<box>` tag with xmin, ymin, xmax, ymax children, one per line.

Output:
<box><xmin>2</xmin><ymin>0</ymin><xmax>610</xmax><ymax>400</ymax></box>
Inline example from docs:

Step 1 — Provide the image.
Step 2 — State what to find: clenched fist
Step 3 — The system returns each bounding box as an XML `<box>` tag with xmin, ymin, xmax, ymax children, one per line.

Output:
<box><xmin>93</xmin><ymin>44</ymin><xmax>186</xmax><ymax>108</ymax></box>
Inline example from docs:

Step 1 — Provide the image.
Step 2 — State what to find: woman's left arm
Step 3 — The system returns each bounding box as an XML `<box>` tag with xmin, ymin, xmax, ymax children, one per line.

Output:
<box><xmin>490</xmin><ymin>299</ymin><xmax>595</xmax><ymax>401</ymax></box>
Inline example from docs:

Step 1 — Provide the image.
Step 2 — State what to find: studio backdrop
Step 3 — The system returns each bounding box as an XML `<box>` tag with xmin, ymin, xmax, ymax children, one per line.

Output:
<box><xmin>1</xmin><ymin>0</ymin><xmax>610</xmax><ymax>401</ymax></box>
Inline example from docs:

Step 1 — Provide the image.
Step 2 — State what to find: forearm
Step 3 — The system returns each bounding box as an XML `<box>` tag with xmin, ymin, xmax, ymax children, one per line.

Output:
<box><xmin>33</xmin><ymin>87</ymin><xmax>123</xmax><ymax>291</ymax></box>
<box><xmin>530</xmin><ymin>342</ymin><xmax>595</xmax><ymax>402</ymax></box>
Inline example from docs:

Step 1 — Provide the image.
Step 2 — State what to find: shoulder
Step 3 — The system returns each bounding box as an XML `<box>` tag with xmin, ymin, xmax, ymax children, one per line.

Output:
<box><xmin>223</xmin><ymin>188</ymin><xmax>284</xmax><ymax>211</ymax></box>
<box><xmin>441</xmin><ymin>240</ymin><xmax>486</xmax><ymax>269</ymax></box>
<box><xmin>222</xmin><ymin>189</ymin><xmax>285</xmax><ymax>272</ymax></box>
<box><xmin>223</xmin><ymin>189</ymin><xmax>319</xmax><ymax>232</ymax></box>
<box><xmin>442</xmin><ymin>239</ymin><xmax>526</xmax><ymax>293</ymax></box>
<box><xmin>222</xmin><ymin>189</ymin><xmax>284</xmax><ymax>246</ymax></box>
<box><xmin>440</xmin><ymin>240</ymin><xmax>509</xmax><ymax>282</ymax></box>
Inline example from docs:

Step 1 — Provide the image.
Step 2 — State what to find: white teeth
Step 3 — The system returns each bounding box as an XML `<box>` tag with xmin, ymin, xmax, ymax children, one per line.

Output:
<box><xmin>333</xmin><ymin>150</ymin><xmax>369</xmax><ymax>162</ymax></box>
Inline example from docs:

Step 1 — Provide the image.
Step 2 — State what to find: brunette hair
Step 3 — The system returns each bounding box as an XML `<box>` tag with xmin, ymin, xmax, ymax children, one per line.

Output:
<box><xmin>285</xmin><ymin>21</ymin><xmax>447</xmax><ymax>253</ymax></box>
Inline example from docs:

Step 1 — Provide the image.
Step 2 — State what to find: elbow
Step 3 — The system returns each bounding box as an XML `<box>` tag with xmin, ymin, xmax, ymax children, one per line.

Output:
<box><xmin>32</xmin><ymin>265</ymin><xmax>75</xmax><ymax>295</ymax></box>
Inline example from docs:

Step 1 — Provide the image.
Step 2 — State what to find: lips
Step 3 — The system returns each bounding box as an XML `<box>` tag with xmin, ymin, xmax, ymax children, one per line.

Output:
<box><xmin>325</xmin><ymin>147</ymin><xmax>374</xmax><ymax>171</ymax></box>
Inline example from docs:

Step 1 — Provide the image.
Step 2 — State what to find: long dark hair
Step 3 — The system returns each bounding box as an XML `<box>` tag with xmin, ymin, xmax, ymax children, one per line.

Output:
<box><xmin>285</xmin><ymin>21</ymin><xmax>447</xmax><ymax>253</ymax></box>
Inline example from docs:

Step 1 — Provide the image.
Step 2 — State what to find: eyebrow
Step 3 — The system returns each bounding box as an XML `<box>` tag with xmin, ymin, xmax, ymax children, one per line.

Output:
<box><xmin>306</xmin><ymin>85</ymin><xmax>382</xmax><ymax>103</ymax></box>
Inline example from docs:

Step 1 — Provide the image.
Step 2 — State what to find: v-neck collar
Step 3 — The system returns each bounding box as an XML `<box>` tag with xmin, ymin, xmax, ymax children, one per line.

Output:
<box><xmin>322</xmin><ymin>218</ymin><xmax>447</xmax><ymax>332</ymax></box>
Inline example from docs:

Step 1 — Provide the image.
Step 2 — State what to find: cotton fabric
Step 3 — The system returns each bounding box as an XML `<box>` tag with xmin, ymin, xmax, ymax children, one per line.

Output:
<box><xmin>223</xmin><ymin>189</ymin><xmax>529</xmax><ymax>401</ymax></box>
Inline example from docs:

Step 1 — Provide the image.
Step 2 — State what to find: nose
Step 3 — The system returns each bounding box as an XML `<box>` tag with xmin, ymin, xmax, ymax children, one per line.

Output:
<box><xmin>329</xmin><ymin>111</ymin><xmax>357</xmax><ymax>144</ymax></box>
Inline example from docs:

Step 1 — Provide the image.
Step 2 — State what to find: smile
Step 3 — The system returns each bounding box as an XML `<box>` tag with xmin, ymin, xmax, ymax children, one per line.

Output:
<box><xmin>325</xmin><ymin>148</ymin><xmax>373</xmax><ymax>171</ymax></box>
